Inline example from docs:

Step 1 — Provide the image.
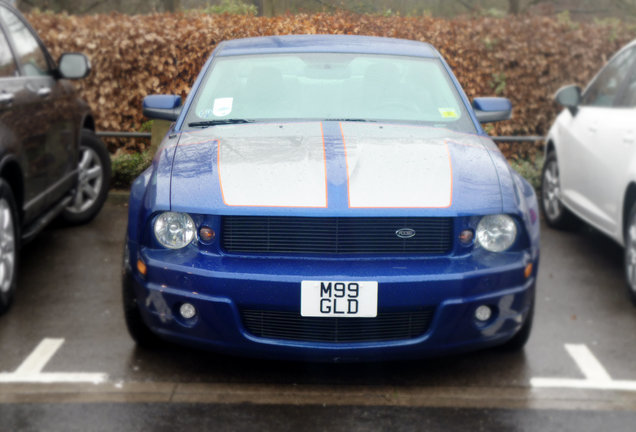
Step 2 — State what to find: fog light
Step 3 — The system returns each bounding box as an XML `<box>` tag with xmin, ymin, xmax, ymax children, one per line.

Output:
<box><xmin>179</xmin><ymin>303</ymin><xmax>197</xmax><ymax>319</ymax></box>
<box><xmin>199</xmin><ymin>226</ymin><xmax>216</xmax><ymax>243</ymax></box>
<box><xmin>475</xmin><ymin>305</ymin><xmax>492</xmax><ymax>322</ymax></box>
<box><xmin>459</xmin><ymin>229</ymin><xmax>474</xmax><ymax>245</ymax></box>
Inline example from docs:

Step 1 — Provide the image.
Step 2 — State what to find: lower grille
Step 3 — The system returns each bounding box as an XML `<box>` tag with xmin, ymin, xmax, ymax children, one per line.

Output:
<box><xmin>241</xmin><ymin>309</ymin><xmax>435</xmax><ymax>343</ymax></box>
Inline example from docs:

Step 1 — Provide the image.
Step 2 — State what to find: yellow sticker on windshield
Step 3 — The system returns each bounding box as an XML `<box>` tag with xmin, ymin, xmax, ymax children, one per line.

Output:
<box><xmin>438</xmin><ymin>108</ymin><xmax>458</xmax><ymax>119</ymax></box>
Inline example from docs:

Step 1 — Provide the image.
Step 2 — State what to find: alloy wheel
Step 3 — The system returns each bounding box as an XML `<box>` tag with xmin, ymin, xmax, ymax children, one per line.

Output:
<box><xmin>0</xmin><ymin>198</ymin><xmax>15</xmax><ymax>294</ymax></box>
<box><xmin>626</xmin><ymin>219</ymin><xmax>636</xmax><ymax>295</ymax></box>
<box><xmin>67</xmin><ymin>145</ymin><xmax>104</xmax><ymax>214</ymax></box>
<box><xmin>542</xmin><ymin>159</ymin><xmax>562</xmax><ymax>222</ymax></box>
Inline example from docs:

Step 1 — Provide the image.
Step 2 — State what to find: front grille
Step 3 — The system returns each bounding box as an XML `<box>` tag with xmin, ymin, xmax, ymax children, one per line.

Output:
<box><xmin>241</xmin><ymin>309</ymin><xmax>435</xmax><ymax>343</ymax></box>
<box><xmin>222</xmin><ymin>217</ymin><xmax>453</xmax><ymax>255</ymax></box>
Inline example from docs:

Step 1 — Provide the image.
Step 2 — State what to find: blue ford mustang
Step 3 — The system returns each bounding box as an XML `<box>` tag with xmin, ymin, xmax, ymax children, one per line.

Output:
<box><xmin>123</xmin><ymin>35</ymin><xmax>540</xmax><ymax>361</ymax></box>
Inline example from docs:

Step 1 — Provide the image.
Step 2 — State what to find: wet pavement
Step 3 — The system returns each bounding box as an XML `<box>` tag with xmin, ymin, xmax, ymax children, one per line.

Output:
<box><xmin>1</xmin><ymin>194</ymin><xmax>636</xmax><ymax>430</ymax></box>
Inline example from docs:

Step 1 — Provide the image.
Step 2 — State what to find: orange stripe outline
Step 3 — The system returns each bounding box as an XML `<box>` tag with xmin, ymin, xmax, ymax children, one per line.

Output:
<box><xmin>216</xmin><ymin>139</ymin><xmax>228</xmax><ymax>206</ymax></box>
<box><xmin>217</xmin><ymin>124</ymin><xmax>328</xmax><ymax>208</ymax></box>
<box><xmin>320</xmin><ymin>122</ymin><xmax>329</xmax><ymax>208</ymax></box>
<box><xmin>339</xmin><ymin>122</ymin><xmax>353</xmax><ymax>209</ymax></box>
<box><xmin>339</xmin><ymin>123</ymin><xmax>453</xmax><ymax>209</ymax></box>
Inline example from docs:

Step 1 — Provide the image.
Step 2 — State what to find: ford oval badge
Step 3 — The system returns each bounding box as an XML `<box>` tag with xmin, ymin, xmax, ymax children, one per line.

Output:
<box><xmin>396</xmin><ymin>228</ymin><xmax>416</xmax><ymax>239</ymax></box>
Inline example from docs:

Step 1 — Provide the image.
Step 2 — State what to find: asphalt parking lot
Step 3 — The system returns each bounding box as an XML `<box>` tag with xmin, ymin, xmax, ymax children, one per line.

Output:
<box><xmin>1</xmin><ymin>193</ymin><xmax>636</xmax><ymax>431</ymax></box>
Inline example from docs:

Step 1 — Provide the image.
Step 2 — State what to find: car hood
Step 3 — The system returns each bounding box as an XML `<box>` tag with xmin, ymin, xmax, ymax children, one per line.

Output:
<box><xmin>168</xmin><ymin>121</ymin><xmax>510</xmax><ymax>217</ymax></box>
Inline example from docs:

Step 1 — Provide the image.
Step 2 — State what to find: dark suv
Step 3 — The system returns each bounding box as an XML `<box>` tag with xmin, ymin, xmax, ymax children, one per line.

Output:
<box><xmin>0</xmin><ymin>0</ymin><xmax>110</xmax><ymax>314</ymax></box>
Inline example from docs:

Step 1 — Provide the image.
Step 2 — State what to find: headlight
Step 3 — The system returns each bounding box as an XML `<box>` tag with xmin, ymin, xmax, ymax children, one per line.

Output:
<box><xmin>476</xmin><ymin>214</ymin><xmax>517</xmax><ymax>252</ymax></box>
<box><xmin>154</xmin><ymin>212</ymin><xmax>196</xmax><ymax>249</ymax></box>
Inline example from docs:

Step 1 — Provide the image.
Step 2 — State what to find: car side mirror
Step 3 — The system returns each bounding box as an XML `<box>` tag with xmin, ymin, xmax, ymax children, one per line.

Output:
<box><xmin>472</xmin><ymin>97</ymin><xmax>512</xmax><ymax>123</ymax></box>
<box><xmin>57</xmin><ymin>53</ymin><xmax>91</xmax><ymax>79</ymax></box>
<box><xmin>143</xmin><ymin>95</ymin><xmax>182</xmax><ymax>122</ymax></box>
<box><xmin>554</xmin><ymin>84</ymin><xmax>581</xmax><ymax>116</ymax></box>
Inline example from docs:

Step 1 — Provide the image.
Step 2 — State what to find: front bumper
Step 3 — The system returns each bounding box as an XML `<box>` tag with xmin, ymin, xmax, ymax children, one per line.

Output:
<box><xmin>125</xmin><ymin>243</ymin><xmax>537</xmax><ymax>362</ymax></box>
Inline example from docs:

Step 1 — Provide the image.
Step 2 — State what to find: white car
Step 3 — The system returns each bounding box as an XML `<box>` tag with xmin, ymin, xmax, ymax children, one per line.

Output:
<box><xmin>542</xmin><ymin>39</ymin><xmax>636</xmax><ymax>305</ymax></box>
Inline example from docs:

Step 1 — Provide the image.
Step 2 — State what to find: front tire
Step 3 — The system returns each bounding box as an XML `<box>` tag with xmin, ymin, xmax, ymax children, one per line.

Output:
<box><xmin>624</xmin><ymin>203</ymin><xmax>636</xmax><ymax>306</ymax></box>
<box><xmin>0</xmin><ymin>180</ymin><xmax>18</xmax><ymax>315</ymax></box>
<box><xmin>122</xmin><ymin>246</ymin><xmax>161</xmax><ymax>347</ymax></box>
<box><xmin>61</xmin><ymin>129</ymin><xmax>111</xmax><ymax>225</ymax></box>
<box><xmin>541</xmin><ymin>151</ymin><xmax>577</xmax><ymax>229</ymax></box>
<box><xmin>498</xmin><ymin>300</ymin><xmax>534</xmax><ymax>351</ymax></box>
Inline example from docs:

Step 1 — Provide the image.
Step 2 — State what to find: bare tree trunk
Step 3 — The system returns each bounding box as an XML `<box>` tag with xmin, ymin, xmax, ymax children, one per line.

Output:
<box><xmin>259</xmin><ymin>0</ymin><xmax>274</xmax><ymax>16</ymax></box>
<box><xmin>508</xmin><ymin>0</ymin><xmax>521</xmax><ymax>14</ymax></box>
<box><xmin>56</xmin><ymin>0</ymin><xmax>72</xmax><ymax>13</ymax></box>
<box><xmin>80</xmin><ymin>0</ymin><xmax>113</xmax><ymax>13</ymax></box>
<box><xmin>112</xmin><ymin>0</ymin><xmax>123</xmax><ymax>13</ymax></box>
<box><xmin>163</xmin><ymin>0</ymin><xmax>180</xmax><ymax>12</ymax></box>
<box><xmin>454</xmin><ymin>0</ymin><xmax>480</xmax><ymax>13</ymax></box>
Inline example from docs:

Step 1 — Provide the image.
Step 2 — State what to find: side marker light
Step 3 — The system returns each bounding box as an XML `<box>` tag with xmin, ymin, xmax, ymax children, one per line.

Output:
<box><xmin>199</xmin><ymin>226</ymin><xmax>216</xmax><ymax>243</ymax></box>
<box><xmin>524</xmin><ymin>263</ymin><xmax>533</xmax><ymax>279</ymax></box>
<box><xmin>137</xmin><ymin>259</ymin><xmax>147</xmax><ymax>276</ymax></box>
<box><xmin>459</xmin><ymin>230</ymin><xmax>474</xmax><ymax>245</ymax></box>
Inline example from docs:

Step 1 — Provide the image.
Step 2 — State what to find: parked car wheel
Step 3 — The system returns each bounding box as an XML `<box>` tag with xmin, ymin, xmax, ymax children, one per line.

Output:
<box><xmin>61</xmin><ymin>129</ymin><xmax>111</xmax><ymax>225</ymax></box>
<box><xmin>624</xmin><ymin>203</ymin><xmax>636</xmax><ymax>306</ymax></box>
<box><xmin>0</xmin><ymin>180</ymin><xmax>18</xmax><ymax>315</ymax></box>
<box><xmin>541</xmin><ymin>152</ymin><xmax>576</xmax><ymax>229</ymax></box>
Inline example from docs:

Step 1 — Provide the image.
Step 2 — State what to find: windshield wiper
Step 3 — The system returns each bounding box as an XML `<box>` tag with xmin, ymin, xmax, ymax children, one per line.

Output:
<box><xmin>323</xmin><ymin>118</ymin><xmax>377</xmax><ymax>123</ymax></box>
<box><xmin>188</xmin><ymin>119</ymin><xmax>255</xmax><ymax>127</ymax></box>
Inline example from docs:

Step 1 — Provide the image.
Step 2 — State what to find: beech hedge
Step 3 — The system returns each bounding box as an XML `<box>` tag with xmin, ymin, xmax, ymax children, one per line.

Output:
<box><xmin>28</xmin><ymin>11</ymin><xmax>636</xmax><ymax>158</ymax></box>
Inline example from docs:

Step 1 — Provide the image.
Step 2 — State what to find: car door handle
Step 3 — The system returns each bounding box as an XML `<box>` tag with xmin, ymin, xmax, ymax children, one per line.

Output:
<box><xmin>37</xmin><ymin>87</ymin><xmax>51</xmax><ymax>98</ymax></box>
<box><xmin>0</xmin><ymin>92</ymin><xmax>14</xmax><ymax>105</ymax></box>
<box><xmin>624</xmin><ymin>131</ymin><xmax>635</xmax><ymax>145</ymax></box>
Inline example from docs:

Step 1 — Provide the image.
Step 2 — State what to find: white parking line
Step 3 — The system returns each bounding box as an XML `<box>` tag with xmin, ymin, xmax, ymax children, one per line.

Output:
<box><xmin>564</xmin><ymin>344</ymin><xmax>612</xmax><ymax>381</ymax></box>
<box><xmin>12</xmin><ymin>338</ymin><xmax>64</xmax><ymax>376</ymax></box>
<box><xmin>0</xmin><ymin>338</ymin><xmax>108</xmax><ymax>384</ymax></box>
<box><xmin>531</xmin><ymin>343</ymin><xmax>636</xmax><ymax>391</ymax></box>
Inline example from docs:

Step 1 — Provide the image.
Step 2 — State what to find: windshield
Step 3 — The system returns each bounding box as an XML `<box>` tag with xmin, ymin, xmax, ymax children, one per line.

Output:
<box><xmin>186</xmin><ymin>53</ymin><xmax>476</xmax><ymax>133</ymax></box>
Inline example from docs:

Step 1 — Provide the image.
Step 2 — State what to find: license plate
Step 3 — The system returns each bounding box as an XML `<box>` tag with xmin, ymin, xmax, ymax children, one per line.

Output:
<box><xmin>301</xmin><ymin>281</ymin><xmax>378</xmax><ymax>317</ymax></box>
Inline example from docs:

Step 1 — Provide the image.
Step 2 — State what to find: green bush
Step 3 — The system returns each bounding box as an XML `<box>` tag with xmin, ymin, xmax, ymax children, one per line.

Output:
<box><xmin>510</xmin><ymin>155</ymin><xmax>544</xmax><ymax>190</ymax></box>
<box><xmin>203</xmin><ymin>0</ymin><xmax>258</xmax><ymax>15</ymax></box>
<box><xmin>111</xmin><ymin>151</ymin><xmax>152</xmax><ymax>189</ymax></box>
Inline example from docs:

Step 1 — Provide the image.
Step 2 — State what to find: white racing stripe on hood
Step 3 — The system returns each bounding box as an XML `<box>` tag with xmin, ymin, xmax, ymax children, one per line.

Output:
<box><xmin>218</xmin><ymin>123</ymin><xmax>327</xmax><ymax>207</ymax></box>
<box><xmin>342</xmin><ymin>124</ymin><xmax>452</xmax><ymax>208</ymax></box>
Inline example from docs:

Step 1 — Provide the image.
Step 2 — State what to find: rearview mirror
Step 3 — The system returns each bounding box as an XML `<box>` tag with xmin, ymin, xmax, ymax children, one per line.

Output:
<box><xmin>143</xmin><ymin>95</ymin><xmax>182</xmax><ymax>122</ymax></box>
<box><xmin>554</xmin><ymin>84</ymin><xmax>581</xmax><ymax>116</ymax></box>
<box><xmin>472</xmin><ymin>97</ymin><xmax>512</xmax><ymax>123</ymax></box>
<box><xmin>57</xmin><ymin>53</ymin><xmax>91</xmax><ymax>80</ymax></box>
